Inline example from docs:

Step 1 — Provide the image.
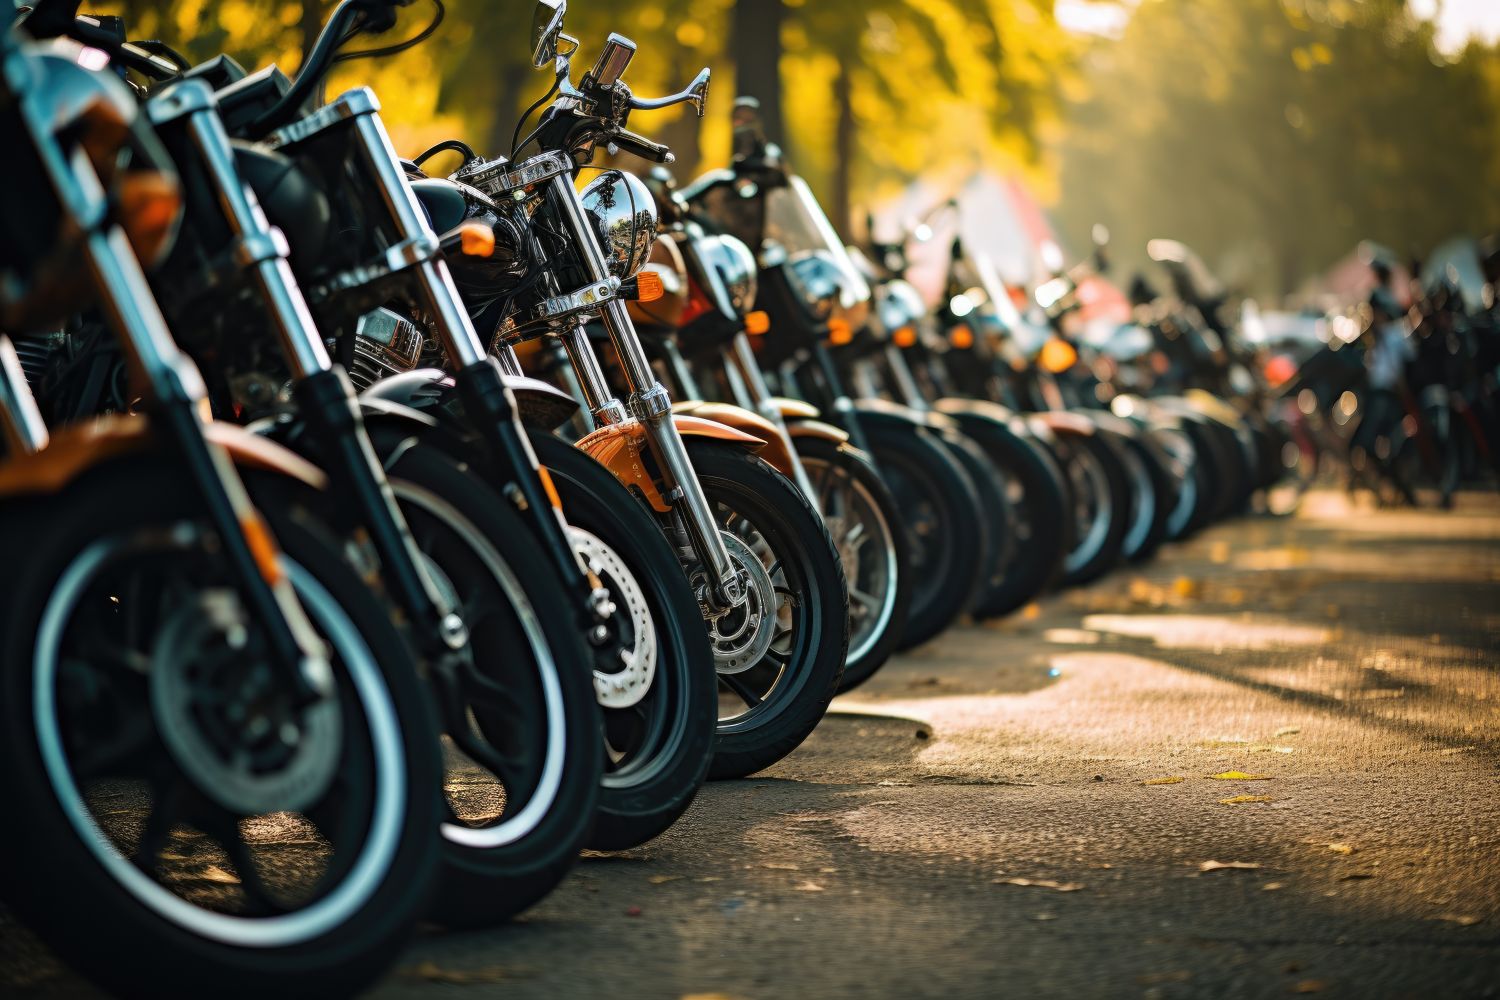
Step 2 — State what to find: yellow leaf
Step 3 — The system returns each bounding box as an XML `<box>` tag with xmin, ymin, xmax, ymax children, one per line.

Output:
<box><xmin>1433</xmin><ymin>914</ymin><xmax>1483</xmax><ymax>926</ymax></box>
<box><xmin>1198</xmin><ymin>860</ymin><xmax>1261</xmax><ymax>872</ymax></box>
<box><xmin>1327</xmin><ymin>843</ymin><xmax>1355</xmax><ymax>855</ymax></box>
<box><xmin>648</xmin><ymin>875</ymin><xmax>681</xmax><ymax>885</ymax></box>
<box><xmin>1208</xmin><ymin>771</ymin><xmax>1271</xmax><ymax>780</ymax></box>
<box><xmin>1142</xmin><ymin>776</ymin><xmax>1186</xmax><ymax>785</ymax></box>
<box><xmin>1171</xmin><ymin>576</ymin><xmax>1201</xmax><ymax>599</ymax></box>
<box><xmin>1219</xmin><ymin>795</ymin><xmax>1273</xmax><ymax>804</ymax></box>
<box><xmin>794</xmin><ymin>881</ymin><xmax>825</xmax><ymax>892</ymax></box>
<box><xmin>993</xmin><ymin>877</ymin><xmax>1085</xmax><ymax>891</ymax></box>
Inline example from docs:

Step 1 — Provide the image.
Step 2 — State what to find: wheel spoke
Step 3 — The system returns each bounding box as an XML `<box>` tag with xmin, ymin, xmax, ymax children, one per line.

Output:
<box><xmin>850</xmin><ymin>587</ymin><xmax>883</xmax><ymax>614</ymax></box>
<box><xmin>719</xmin><ymin>672</ymin><xmax>763</xmax><ymax>708</ymax></box>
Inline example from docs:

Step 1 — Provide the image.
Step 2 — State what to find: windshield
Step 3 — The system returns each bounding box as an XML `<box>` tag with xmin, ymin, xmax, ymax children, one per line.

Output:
<box><xmin>1423</xmin><ymin>237</ymin><xmax>1487</xmax><ymax>314</ymax></box>
<box><xmin>764</xmin><ymin>175</ymin><xmax>871</xmax><ymax>309</ymax></box>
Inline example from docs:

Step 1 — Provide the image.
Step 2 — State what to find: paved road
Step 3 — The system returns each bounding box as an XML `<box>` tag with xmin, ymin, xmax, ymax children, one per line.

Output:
<box><xmin>5</xmin><ymin>491</ymin><xmax>1498</xmax><ymax>998</ymax></box>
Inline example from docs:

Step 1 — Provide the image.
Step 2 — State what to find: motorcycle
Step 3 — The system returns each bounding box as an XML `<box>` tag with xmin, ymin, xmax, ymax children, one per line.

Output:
<box><xmin>373</xmin><ymin>2</ymin><xmax>852</xmax><ymax>780</ymax></box>
<box><xmin>0</xmin><ymin>12</ymin><xmax>443</xmax><ymax>996</ymax></box>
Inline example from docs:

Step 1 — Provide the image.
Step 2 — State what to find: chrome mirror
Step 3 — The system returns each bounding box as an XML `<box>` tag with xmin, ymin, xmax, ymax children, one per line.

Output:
<box><xmin>532</xmin><ymin>0</ymin><xmax>567</xmax><ymax>68</ymax></box>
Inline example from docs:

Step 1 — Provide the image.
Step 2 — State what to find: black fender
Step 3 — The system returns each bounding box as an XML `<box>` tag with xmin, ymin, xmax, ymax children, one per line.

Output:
<box><xmin>359</xmin><ymin>366</ymin><xmax>581</xmax><ymax>432</ymax></box>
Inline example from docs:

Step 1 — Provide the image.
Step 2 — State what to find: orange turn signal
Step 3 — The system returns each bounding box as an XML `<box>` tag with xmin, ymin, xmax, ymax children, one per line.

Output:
<box><xmin>1040</xmin><ymin>336</ymin><xmax>1079</xmax><ymax>374</ymax></box>
<box><xmin>827</xmin><ymin>317</ymin><xmax>853</xmax><ymax>345</ymax></box>
<box><xmin>634</xmin><ymin>269</ymin><xmax>665</xmax><ymax>303</ymax></box>
<box><xmin>744</xmin><ymin>310</ymin><xmax>770</xmax><ymax>335</ymax></box>
<box><xmin>948</xmin><ymin>325</ymin><xmax>974</xmax><ymax>350</ymax></box>
<box><xmin>893</xmin><ymin>325</ymin><xmax>918</xmax><ymax>348</ymax></box>
<box><xmin>117</xmin><ymin>172</ymin><xmax>182</xmax><ymax>264</ymax></box>
<box><xmin>459</xmin><ymin>222</ymin><xmax>496</xmax><ymax>258</ymax></box>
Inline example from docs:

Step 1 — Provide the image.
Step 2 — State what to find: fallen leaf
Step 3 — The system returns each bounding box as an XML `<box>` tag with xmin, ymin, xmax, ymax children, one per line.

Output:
<box><xmin>1433</xmin><ymin>914</ymin><xmax>1483</xmax><ymax>926</ymax></box>
<box><xmin>1219</xmin><ymin>794</ymin><xmax>1273</xmax><ymax>804</ymax></box>
<box><xmin>794</xmin><ymin>881</ymin><xmax>825</xmax><ymax>892</ymax></box>
<box><xmin>1326</xmin><ymin>843</ymin><xmax>1355</xmax><ymax>855</ymax></box>
<box><xmin>1199</xmin><ymin>861</ymin><xmax>1262</xmax><ymax>872</ymax></box>
<box><xmin>993</xmin><ymin>877</ymin><xmax>1085</xmax><ymax>891</ymax></box>
<box><xmin>1291</xmin><ymin>979</ymin><xmax>1329</xmax><ymax>994</ymax></box>
<box><xmin>1275</xmin><ymin>727</ymin><xmax>1301</xmax><ymax>737</ymax></box>
<box><xmin>198</xmin><ymin>866</ymin><xmax>240</xmax><ymax>885</ymax></box>
<box><xmin>761</xmin><ymin>862</ymin><xmax>800</xmax><ymax>871</ymax></box>
<box><xmin>1142</xmin><ymin>776</ymin><xmax>1186</xmax><ymax>785</ymax></box>
<box><xmin>648</xmin><ymin>875</ymin><xmax>681</xmax><ymax>885</ymax></box>
<box><xmin>1262</xmin><ymin>882</ymin><xmax>1285</xmax><ymax>891</ymax></box>
<box><xmin>1208</xmin><ymin>771</ymin><xmax>1272</xmax><ymax>781</ymax></box>
<box><xmin>1032</xmin><ymin>912</ymin><xmax>1057</xmax><ymax>921</ymax></box>
<box><xmin>1022</xmin><ymin>603</ymin><xmax>1041</xmax><ymax>620</ymax></box>
<box><xmin>1172</xmin><ymin>576</ymin><xmax>1201</xmax><ymax>599</ymax></box>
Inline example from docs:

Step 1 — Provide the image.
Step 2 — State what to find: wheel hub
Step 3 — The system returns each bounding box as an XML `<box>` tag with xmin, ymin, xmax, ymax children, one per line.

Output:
<box><xmin>571</xmin><ymin>527</ymin><xmax>657</xmax><ymax>709</ymax></box>
<box><xmin>149</xmin><ymin>589</ymin><xmax>341</xmax><ymax>815</ymax></box>
<box><xmin>698</xmin><ymin>531</ymin><xmax>776</xmax><ymax>675</ymax></box>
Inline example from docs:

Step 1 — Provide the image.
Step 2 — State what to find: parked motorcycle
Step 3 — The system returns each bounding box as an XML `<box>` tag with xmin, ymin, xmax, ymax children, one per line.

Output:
<box><xmin>0</xmin><ymin>12</ymin><xmax>443</xmax><ymax>995</ymax></box>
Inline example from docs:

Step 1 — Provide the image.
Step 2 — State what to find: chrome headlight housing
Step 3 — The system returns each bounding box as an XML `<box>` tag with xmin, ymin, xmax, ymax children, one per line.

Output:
<box><xmin>875</xmin><ymin>279</ymin><xmax>925</xmax><ymax>335</ymax></box>
<box><xmin>579</xmin><ymin>169</ymin><xmax>657</xmax><ymax>279</ymax></box>
<box><xmin>699</xmin><ymin>234</ymin><xmax>759</xmax><ymax>316</ymax></box>
<box><xmin>784</xmin><ymin>249</ymin><xmax>845</xmax><ymax>321</ymax></box>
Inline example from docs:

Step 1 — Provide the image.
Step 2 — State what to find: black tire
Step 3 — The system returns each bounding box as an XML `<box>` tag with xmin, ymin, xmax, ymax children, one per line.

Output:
<box><xmin>865</xmin><ymin>423</ymin><xmax>985</xmax><ymax>649</ymax></box>
<box><xmin>376</xmin><ymin>441</ymin><xmax>604</xmax><ymax>928</ymax></box>
<box><xmin>529</xmin><ymin>433</ymin><xmax>717</xmax><ymax>851</ymax></box>
<box><xmin>934</xmin><ymin>426</ymin><xmax>1013</xmax><ymax>613</ymax></box>
<box><xmin>681</xmin><ymin>442</ymin><xmax>848</xmax><ymax>780</ymax></box>
<box><xmin>1168</xmin><ymin>417</ymin><xmax>1223</xmax><ymax>540</ymax></box>
<box><xmin>0</xmin><ymin>458</ymin><xmax>441</xmax><ymax>999</ymax></box>
<box><xmin>1121</xmin><ymin>431</ymin><xmax>1177</xmax><ymax>564</ymax></box>
<box><xmin>793</xmin><ymin>436</ymin><xmax>912</xmax><ymax>693</ymax></box>
<box><xmin>945</xmin><ymin>414</ymin><xmax>1069</xmax><ymax>618</ymax></box>
<box><xmin>1055</xmin><ymin>431</ymin><xmax>1130</xmax><ymax>587</ymax></box>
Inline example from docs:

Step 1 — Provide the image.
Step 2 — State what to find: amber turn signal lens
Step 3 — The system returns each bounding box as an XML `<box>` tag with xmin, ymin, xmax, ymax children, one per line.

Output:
<box><xmin>827</xmin><ymin>318</ymin><xmax>853</xmax><ymax>345</ymax></box>
<box><xmin>117</xmin><ymin>172</ymin><xmax>182</xmax><ymax>265</ymax></box>
<box><xmin>634</xmin><ymin>269</ymin><xmax>665</xmax><ymax>303</ymax></box>
<box><xmin>459</xmin><ymin>222</ymin><xmax>496</xmax><ymax>258</ymax></box>
<box><xmin>1040</xmin><ymin>336</ymin><xmax>1079</xmax><ymax>374</ymax></box>
<box><xmin>744</xmin><ymin>310</ymin><xmax>770</xmax><ymax>335</ymax></box>
<box><xmin>894</xmin><ymin>325</ymin><xmax>918</xmax><ymax>348</ymax></box>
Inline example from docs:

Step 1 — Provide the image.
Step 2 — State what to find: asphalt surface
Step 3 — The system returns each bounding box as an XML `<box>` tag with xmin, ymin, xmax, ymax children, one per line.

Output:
<box><xmin>4</xmin><ymin>490</ymin><xmax>1498</xmax><ymax>998</ymax></box>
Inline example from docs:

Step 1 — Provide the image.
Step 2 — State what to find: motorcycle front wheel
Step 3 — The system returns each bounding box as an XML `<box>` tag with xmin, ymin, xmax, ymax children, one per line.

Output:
<box><xmin>678</xmin><ymin>441</ymin><xmax>849</xmax><ymax>780</ymax></box>
<box><xmin>529</xmin><ymin>432</ymin><xmax>717</xmax><ymax>851</ymax></box>
<box><xmin>0</xmin><ymin>458</ymin><xmax>441</xmax><ymax>999</ymax></box>
<box><xmin>378</xmin><ymin>440</ymin><xmax>604</xmax><ymax>928</ymax></box>
<box><xmin>793</xmin><ymin>436</ymin><xmax>911</xmax><ymax>694</ymax></box>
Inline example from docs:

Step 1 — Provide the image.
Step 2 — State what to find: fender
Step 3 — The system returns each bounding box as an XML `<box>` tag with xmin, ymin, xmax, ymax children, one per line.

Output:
<box><xmin>0</xmin><ymin>414</ymin><xmax>327</xmax><ymax>498</ymax></box>
<box><xmin>783</xmin><ymin>417</ymin><xmax>849</xmax><ymax>446</ymax></box>
<box><xmin>359</xmin><ymin>366</ymin><xmax>581</xmax><ymax>431</ymax></box>
<box><xmin>850</xmin><ymin>396</ymin><xmax>960</xmax><ymax>433</ymax></box>
<box><xmin>670</xmin><ymin>400</ymin><xmax>792</xmax><ymax>476</ymax></box>
<box><xmin>768</xmin><ymin>396</ymin><xmax>820</xmax><ymax>421</ymax></box>
<box><xmin>577</xmin><ymin>414</ymin><xmax>765</xmax><ymax>512</ymax></box>
<box><xmin>932</xmin><ymin>396</ymin><xmax>1034</xmax><ymax>440</ymax></box>
<box><xmin>1028</xmin><ymin>410</ymin><xmax>1098</xmax><ymax>439</ymax></box>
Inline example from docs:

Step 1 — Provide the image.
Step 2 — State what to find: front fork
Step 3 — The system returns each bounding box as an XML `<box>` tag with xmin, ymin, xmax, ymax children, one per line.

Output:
<box><xmin>346</xmin><ymin>107</ymin><xmax>614</xmax><ymax>633</ymax></box>
<box><xmin>151</xmin><ymin>82</ymin><xmax>468</xmax><ymax>660</ymax></box>
<box><xmin>720</xmin><ymin>333</ymin><xmax>822</xmax><ymax>515</ymax></box>
<box><xmin>544</xmin><ymin>177</ymin><xmax>745</xmax><ymax>609</ymax></box>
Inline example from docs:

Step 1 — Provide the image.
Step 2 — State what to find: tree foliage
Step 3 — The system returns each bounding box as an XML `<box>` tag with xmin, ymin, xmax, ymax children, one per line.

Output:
<box><xmin>1051</xmin><ymin>0</ymin><xmax>1500</xmax><ymax>298</ymax></box>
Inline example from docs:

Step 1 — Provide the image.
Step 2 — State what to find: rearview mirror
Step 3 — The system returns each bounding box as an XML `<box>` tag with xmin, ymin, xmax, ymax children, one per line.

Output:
<box><xmin>532</xmin><ymin>0</ymin><xmax>567</xmax><ymax>68</ymax></box>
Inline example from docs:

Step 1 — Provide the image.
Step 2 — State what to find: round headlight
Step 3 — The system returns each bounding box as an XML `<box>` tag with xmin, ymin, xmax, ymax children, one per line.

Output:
<box><xmin>579</xmin><ymin>169</ymin><xmax>657</xmax><ymax>279</ymax></box>
<box><xmin>700</xmin><ymin>234</ymin><xmax>759</xmax><ymax>315</ymax></box>
<box><xmin>785</xmin><ymin>249</ymin><xmax>844</xmax><ymax>320</ymax></box>
<box><xmin>875</xmin><ymin>279</ymin><xmax>925</xmax><ymax>335</ymax></box>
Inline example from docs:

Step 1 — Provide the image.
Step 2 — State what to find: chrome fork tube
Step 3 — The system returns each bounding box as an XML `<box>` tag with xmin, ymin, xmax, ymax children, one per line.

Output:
<box><xmin>0</xmin><ymin>336</ymin><xmax>49</xmax><ymax>455</ymax></box>
<box><xmin>546</xmin><ymin>174</ymin><xmax>743</xmax><ymax>606</ymax></box>
<box><xmin>723</xmin><ymin>336</ymin><xmax>821</xmax><ymax>515</ymax></box>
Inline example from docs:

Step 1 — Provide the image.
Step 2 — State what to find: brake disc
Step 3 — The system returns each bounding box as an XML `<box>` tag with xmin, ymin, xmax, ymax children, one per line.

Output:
<box><xmin>701</xmin><ymin>531</ymin><xmax>777</xmax><ymax>675</ymax></box>
<box><xmin>150</xmin><ymin>589</ymin><xmax>341</xmax><ymax>815</ymax></box>
<box><xmin>572</xmin><ymin>527</ymin><xmax>657</xmax><ymax>709</ymax></box>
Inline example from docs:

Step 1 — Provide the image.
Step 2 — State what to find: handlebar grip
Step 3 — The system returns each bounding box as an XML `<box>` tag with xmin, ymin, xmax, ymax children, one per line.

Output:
<box><xmin>609</xmin><ymin>129</ymin><xmax>674</xmax><ymax>165</ymax></box>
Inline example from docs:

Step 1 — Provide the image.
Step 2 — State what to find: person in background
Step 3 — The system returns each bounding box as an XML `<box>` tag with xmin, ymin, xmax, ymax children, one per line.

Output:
<box><xmin>1350</xmin><ymin>257</ymin><xmax>1416</xmax><ymax>503</ymax></box>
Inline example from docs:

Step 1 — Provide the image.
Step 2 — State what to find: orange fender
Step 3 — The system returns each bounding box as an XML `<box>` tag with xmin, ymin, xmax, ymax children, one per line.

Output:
<box><xmin>0</xmin><ymin>414</ymin><xmax>327</xmax><ymax>498</ymax></box>
<box><xmin>1028</xmin><ymin>410</ymin><xmax>1097</xmax><ymax>439</ymax></box>
<box><xmin>769</xmin><ymin>396</ymin><xmax>820</xmax><ymax>421</ymax></box>
<box><xmin>577</xmin><ymin>413</ymin><xmax>768</xmax><ymax>511</ymax></box>
<box><xmin>784</xmin><ymin>418</ymin><xmax>849</xmax><ymax>445</ymax></box>
<box><xmin>669</xmin><ymin>402</ymin><xmax>787</xmax><ymax>476</ymax></box>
